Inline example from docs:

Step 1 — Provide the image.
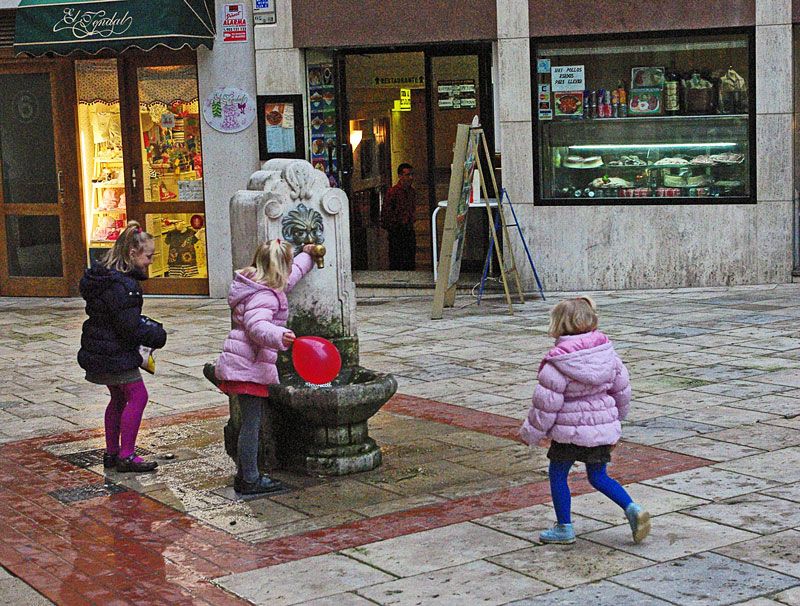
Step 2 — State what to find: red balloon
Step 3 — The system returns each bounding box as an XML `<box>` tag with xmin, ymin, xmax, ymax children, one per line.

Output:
<box><xmin>291</xmin><ymin>336</ymin><xmax>342</xmax><ymax>384</ymax></box>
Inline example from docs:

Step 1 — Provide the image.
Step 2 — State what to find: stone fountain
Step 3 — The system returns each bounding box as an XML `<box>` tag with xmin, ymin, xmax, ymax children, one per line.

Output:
<box><xmin>212</xmin><ymin>159</ymin><xmax>396</xmax><ymax>476</ymax></box>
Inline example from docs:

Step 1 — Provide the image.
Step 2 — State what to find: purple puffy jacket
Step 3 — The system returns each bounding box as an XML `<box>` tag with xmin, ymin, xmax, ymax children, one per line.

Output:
<box><xmin>215</xmin><ymin>252</ymin><xmax>314</xmax><ymax>385</ymax></box>
<box><xmin>520</xmin><ymin>330</ymin><xmax>631</xmax><ymax>447</ymax></box>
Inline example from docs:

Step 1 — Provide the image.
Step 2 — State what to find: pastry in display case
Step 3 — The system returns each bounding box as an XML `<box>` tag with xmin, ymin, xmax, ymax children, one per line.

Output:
<box><xmin>541</xmin><ymin>115</ymin><xmax>750</xmax><ymax>202</ymax></box>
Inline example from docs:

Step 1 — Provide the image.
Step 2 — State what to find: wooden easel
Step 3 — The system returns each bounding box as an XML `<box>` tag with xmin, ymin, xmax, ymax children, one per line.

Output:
<box><xmin>431</xmin><ymin>121</ymin><xmax>525</xmax><ymax>319</ymax></box>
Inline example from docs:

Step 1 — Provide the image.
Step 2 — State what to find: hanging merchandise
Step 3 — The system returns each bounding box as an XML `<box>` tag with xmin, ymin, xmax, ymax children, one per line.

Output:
<box><xmin>165</xmin><ymin>224</ymin><xmax>200</xmax><ymax>277</ymax></box>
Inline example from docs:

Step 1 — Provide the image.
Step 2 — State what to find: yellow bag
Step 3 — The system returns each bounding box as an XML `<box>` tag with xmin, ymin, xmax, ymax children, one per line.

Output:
<box><xmin>139</xmin><ymin>345</ymin><xmax>156</xmax><ymax>374</ymax></box>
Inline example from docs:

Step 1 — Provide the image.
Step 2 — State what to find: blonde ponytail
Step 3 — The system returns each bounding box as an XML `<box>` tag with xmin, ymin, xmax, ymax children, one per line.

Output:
<box><xmin>103</xmin><ymin>221</ymin><xmax>154</xmax><ymax>273</ymax></box>
<box><xmin>242</xmin><ymin>239</ymin><xmax>294</xmax><ymax>289</ymax></box>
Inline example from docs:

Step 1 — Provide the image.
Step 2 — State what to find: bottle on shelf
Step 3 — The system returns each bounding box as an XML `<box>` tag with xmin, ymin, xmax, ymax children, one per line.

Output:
<box><xmin>664</xmin><ymin>64</ymin><xmax>681</xmax><ymax>115</ymax></box>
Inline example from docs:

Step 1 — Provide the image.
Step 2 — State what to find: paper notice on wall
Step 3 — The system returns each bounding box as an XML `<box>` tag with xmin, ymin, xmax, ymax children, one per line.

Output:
<box><xmin>223</xmin><ymin>4</ymin><xmax>248</xmax><ymax>42</ymax></box>
<box><xmin>551</xmin><ymin>65</ymin><xmax>585</xmax><ymax>92</ymax></box>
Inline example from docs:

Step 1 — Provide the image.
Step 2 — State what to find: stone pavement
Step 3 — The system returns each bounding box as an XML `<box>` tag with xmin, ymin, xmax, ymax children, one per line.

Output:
<box><xmin>1</xmin><ymin>285</ymin><xmax>799</xmax><ymax>605</ymax></box>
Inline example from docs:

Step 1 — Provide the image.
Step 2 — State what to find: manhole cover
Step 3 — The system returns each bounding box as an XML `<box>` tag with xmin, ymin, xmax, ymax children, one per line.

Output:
<box><xmin>59</xmin><ymin>447</ymin><xmax>153</xmax><ymax>468</ymax></box>
<box><xmin>49</xmin><ymin>482</ymin><xmax>128</xmax><ymax>504</ymax></box>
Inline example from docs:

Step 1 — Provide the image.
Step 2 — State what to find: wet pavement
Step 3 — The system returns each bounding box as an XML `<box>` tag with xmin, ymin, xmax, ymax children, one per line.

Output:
<box><xmin>1</xmin><ymin>285</ymin><xmax>799</xmax><ymax>605</ymax></box>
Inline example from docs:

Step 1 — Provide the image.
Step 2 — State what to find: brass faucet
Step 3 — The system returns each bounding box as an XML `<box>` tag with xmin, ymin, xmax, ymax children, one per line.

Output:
<box><xmin>310</xmin><ymin>244</ymin><xmax>326</xmax><ymax>268</ymax></box>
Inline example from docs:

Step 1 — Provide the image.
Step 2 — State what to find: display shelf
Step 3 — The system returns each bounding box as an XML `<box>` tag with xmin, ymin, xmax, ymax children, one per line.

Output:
<box><xmin>539</xmin><ymin>112</ymin><xmax>751</xmax><ymax>203</ymax></box>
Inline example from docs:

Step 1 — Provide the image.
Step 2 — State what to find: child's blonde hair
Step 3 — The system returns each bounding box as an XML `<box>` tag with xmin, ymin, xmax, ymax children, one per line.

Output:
<box><xmin>548</xmin><ymin>296</ymin><xmax>599</xmax><ymax>338</ymax></box>
<box><xmin>241</xmin><ymin>239</ymin><xmax>294</xmax><ymax>290</ymax></box>
<box><xmin>103</xmin><ymin>220</ymin><xmax>154</xmax><ymax>273</ymax></box>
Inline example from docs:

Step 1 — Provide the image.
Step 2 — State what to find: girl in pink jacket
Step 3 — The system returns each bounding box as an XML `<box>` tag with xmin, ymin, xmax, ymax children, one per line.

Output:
<box><xmin>215</xmin><ymin>240</ymin><xmax>315</xmax><ymax>495</ymax></box>
<box><xmin>520</xmin><ymin>297</ymin><xmax>650</xmax><ymax>545</ymax></box>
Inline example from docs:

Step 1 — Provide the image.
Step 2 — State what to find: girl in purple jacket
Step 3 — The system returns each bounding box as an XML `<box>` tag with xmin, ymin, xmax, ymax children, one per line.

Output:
<box><xmin>520</xmin><ymin>297</ymin><xmax>650</xmax><ymax>545</ymax></box>
<box><xmin>215</xmin><ymin>240</ymin><xmax>315</xmax><ymax>495</ymax></box>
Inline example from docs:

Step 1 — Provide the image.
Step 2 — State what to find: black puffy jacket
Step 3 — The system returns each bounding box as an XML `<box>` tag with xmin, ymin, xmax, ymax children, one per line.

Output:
<box><xmin>77</xmin><ymin>265</ymin><xmax>167</xmax><ymax>375</ymax></box>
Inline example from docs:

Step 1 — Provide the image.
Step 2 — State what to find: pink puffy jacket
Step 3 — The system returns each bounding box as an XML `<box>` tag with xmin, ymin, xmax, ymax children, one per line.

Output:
<box><xmin>520</xmin><ymin>330</ymin><xmax>631</xmax><ymax>447</ymax></box>
<box><xmin>215</xmin><ymin>253</ymin><xmax>314</xmax><ymax>385</ymax></box>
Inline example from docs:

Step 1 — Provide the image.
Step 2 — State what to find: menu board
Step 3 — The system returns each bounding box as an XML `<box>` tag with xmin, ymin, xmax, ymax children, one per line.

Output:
<box><xmin>308</xmin><ymin>63</ymin><xmax>338</xmax><ymax>186</ymax></box>
<box><xmin>264</xmin><ymin>103</ymin><xmax>296</xmax><ymax>154</ymax></box>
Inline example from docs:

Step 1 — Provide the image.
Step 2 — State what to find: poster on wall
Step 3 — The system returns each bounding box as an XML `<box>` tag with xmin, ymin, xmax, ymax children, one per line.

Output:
<box><xmin>551</xmin><ymin>65</ymin><xmax>585</xmax><ymax>92</ymax></box>
<box><xmin>222</xmin><ymin>4</ymin><xmax>248</xmax><ymax>42</ymax></box>
<box><xmin>202</xmin><ymin>87</ymin><xmax>256</xmax><ymax>133</ymax></box>
<box><xmin>307</xmin><ymin>63</ymin><xmax>338</xmax><ymax>187</ymax></box>
<box><xmin>257</xmin><ymin>94</ymin><xmax>305</xmax><ymax>160</ymax></box>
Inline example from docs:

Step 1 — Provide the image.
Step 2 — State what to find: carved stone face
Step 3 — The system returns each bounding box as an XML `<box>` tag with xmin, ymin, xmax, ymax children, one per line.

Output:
<box><xmin>282</xmin><ymin>203</ymin><xmax>325</xmax><ymax>253</ymax></box>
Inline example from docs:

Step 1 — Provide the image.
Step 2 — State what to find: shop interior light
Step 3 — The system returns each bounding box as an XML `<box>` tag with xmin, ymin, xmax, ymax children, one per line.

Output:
<box><xmin>569</xmin><ymin>142</ymin><xmax>737</xmax><ymax>150</ymax></box>
<box><xmin>349</xmin><ymin>129</ymin><xmax>363</xmax><ymax>149</ymax></box>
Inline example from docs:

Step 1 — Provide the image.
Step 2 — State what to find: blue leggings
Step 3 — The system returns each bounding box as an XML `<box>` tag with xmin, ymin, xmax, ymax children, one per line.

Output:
<box><xmin>549</xmin><ymin>460</ymin><xmax>633</xmax><ymax>525</ymax></box>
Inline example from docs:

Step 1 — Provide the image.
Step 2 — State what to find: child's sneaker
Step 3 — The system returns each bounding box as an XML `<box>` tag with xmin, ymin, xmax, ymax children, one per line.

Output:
<box><xmin>625</xmin><ymin>503</ymin><xmax>651</xmax><ymax>543</ymax></box>
<box><xmin>539</xmin><ymin>523</ymin><xmax>575</xmax><ymax>544</ymax></box>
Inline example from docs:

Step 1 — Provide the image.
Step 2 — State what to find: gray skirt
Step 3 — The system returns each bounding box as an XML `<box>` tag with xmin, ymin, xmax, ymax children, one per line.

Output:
<box><xmin>547</xmin><ymin>441</ymin><xmax>613</xmax><ymax>464</ymax></box>
<box><xmin>85</xmin><ymin>368</ymin><xmax>142</xmax><ymax>386</ymax></box>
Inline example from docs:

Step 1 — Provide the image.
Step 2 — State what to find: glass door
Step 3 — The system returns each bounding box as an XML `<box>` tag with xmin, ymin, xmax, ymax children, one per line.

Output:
<box><xmin>0</xmin><ymin>61</ymin><xmax>81</xmax><ymax>297</ymax></box>
<box><xmin>121</xmin><ymin>52</ymin><xmax>208</xmax><ymax>295</ymax></box>
<box><xmin>428</xmin><ymin>51</ymin><xmax>491</xmax><ymax>274</ymax></box>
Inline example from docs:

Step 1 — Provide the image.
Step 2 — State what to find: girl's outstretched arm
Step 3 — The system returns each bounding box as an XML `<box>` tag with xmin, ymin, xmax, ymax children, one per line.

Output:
<box><xmin>285</xmin><ymin>251</ymin><xmax>315</xmax><ymax>292</ymax></box>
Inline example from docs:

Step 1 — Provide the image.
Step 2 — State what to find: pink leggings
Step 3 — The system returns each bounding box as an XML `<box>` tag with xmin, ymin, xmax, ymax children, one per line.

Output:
<box><xmin>104</xmin><ymin>380</ymin><xmax>149</xmax><ymax>459</ymax></box>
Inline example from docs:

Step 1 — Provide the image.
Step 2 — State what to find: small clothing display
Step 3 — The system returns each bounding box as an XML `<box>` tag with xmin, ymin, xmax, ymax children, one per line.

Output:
<box><xmin>165</xmin><ymin>227</ymin><xmax>199</xmax><ymax>277</ymax></box>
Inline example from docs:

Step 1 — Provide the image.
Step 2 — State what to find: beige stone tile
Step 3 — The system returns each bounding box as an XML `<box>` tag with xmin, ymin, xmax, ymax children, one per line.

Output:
<box><xmin>474</xmin><ymin>503</ymin><xmax>610</xmax><ymax>542</ymax></box>
<box><xmin>702</xmin><ymin>423</ymin><xmax>800</xmax><ymax>450</ymax></box>
<box><xmin>584</xmin><ymin>512</ymin><xmax>758</xmax><ymax>561</ymax></box>
<box><xmin>714</xmin><ymin>447</ymin><xmax>800</xmax><ymax>483</ymax></box>
<box><xmin>488</xmin><ymin>539</ymin><xmax>651</xmax><ymax>588</ymax></box>
<box><xmin>357</xmin><ymin>560</ymin><xmax>549</xmax><ymax>605</ymax></box>
<box><xmin>715</xmin><ymin>530</ymin><xmax>800</xmax><ymax>579</ymax></box>
<box><xmin>341</xmin><ymin>522</ymin><xmax>531</xmax><ymax>577</ymax></box>
<box><xmin>571</xmin><ymin>484</ymin><xmax>708</xmax><ymax>524</ymax></box>
<box><xmin>214</xmin><ymin>553</ymin><xmax>394</xmax><ymax>606</ymax></box>
<box><xmin>658</xmin><ymin>435</ymin><xmax>766</xmax><ymax>462</ymax></box>
<box><xmin>643</xmin><ymin>466</ymin><xmax>779</xmax><ymax>501</ymax></box>
<box><xmin>270</xmin><ymin>480</ymin><xmax>402</xmax><ymax>516</ymax></box>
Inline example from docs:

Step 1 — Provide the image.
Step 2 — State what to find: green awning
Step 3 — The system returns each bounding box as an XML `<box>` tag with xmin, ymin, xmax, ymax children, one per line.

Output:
<box><xmin>14</xmin><ymin>0</ymin><xmax>216</xmax><ymax>56</ymax></box>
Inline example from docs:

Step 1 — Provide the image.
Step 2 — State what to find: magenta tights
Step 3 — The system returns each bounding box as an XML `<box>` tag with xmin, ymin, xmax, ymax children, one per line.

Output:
<box><xmin>104</xmin><ymin>380</ymin><xmax>149</xmax><ymax>459</ymax></box>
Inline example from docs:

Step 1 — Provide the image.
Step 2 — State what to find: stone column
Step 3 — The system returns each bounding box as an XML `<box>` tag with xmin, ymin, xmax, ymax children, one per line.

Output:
<box><xmin>254</xmin><ymin>0</ymin><xmax>305</xmax><ymax>98</ymax></box>
<box><xmin>197</xmin><ymin>2</ymin><xmax>260</xmax><ymax>297</ymax></box>
<box><xmin>755</xmin><ymin>0</ymin><xmax>794</xmax><ymax>282</ymax></box>
<box><xmin>495</xmin><ymin>0</ymin><xmax>536</xmax><ymax>290</ymax></box>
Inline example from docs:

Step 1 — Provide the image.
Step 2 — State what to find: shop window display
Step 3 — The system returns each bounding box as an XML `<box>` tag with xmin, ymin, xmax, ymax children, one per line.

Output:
<box><xmin>76</xmin><ymin>60</ymin><xmax>127</xmax><ymax>264</ymax></box>
<box><xmin>145</xmin><ymin>213</ymin><xmax>207</xmax><ymax>279</ymax></box>
<box><xmin>533</xmin><ymin>31</ymin><xmax>753</xmax><ymax>204</ymax></box>
<box><xmin>138</xmin><ymin>66</ymin><xmax>204</xmax><ymax>204</ymax></box>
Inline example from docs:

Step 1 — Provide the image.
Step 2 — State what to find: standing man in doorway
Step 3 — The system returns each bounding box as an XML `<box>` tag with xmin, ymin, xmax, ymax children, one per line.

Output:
<box><xmin>381</xmin><ymin>163</ymin><xmax>417</xmax><ymax>270</ymax></box>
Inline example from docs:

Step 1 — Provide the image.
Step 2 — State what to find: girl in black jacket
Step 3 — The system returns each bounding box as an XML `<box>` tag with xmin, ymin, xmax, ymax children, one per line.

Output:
<box><xmin>78</xmin><ymin>221</ymin><xmax>167</xmax><ymax>473</ymax></box>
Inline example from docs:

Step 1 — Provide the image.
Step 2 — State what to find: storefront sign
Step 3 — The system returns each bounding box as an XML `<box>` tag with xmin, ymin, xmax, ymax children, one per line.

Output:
<box><xmin>222</xmin><ymin>4</ymin><xmax>248</xmax><ymax>43</ymax></box>
<box><xmin>437</xmin><ymin>79</ymin><xmax>476</xmax><ymax>110</ymax></box>
<box><xmin>53</xmin><ymin>8</ymin><xmax>133</xmax><ymax>40</ymax></box>
<box><xmin>392</xmin><ymin>88</ymin><xmax>411</xmax><ymax>112</ymax></box>
<box><xmin>551</xmin><ymin>65</ymin><xmax>585</xmax><ymax>92</ymax></box>
<box><xmin>202</xmin><ymin>87</ymin><xmax>256</xmax><ymax>133</ymax></box>
<box><xmin>253</xmin><ymin>0</ymin><xmax>276</xmax><ymax>25</ymax></box>
<box><xmin>373</xmin><ymin>75</ymin><xmax>425</xmax><ymax>89</ymax></box>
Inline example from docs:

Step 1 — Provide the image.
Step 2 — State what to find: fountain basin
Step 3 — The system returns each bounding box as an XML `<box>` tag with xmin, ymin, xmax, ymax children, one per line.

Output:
<box><xmin>270</xmin><ymin>366</ymin><xmax>397</xmax><ymax>475</ymax></box>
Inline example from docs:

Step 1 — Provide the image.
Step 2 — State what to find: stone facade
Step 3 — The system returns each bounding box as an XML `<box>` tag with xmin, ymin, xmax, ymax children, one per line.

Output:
<box><xmin>250</xmin><ymin>0</ymin><xmax>796</xmax><ymax>291</ymax></box>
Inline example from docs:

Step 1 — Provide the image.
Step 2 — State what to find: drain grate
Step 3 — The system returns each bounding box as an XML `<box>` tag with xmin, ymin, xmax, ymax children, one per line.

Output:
<box><xmin>59</xmin><ymin>447</ymin><xmax>153</xmax><ymax>468</ymax></box>
<box><xmin>49</xmin><ymin>482</ymin><xmax>129</xmax><ymax>504</ymax></box>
